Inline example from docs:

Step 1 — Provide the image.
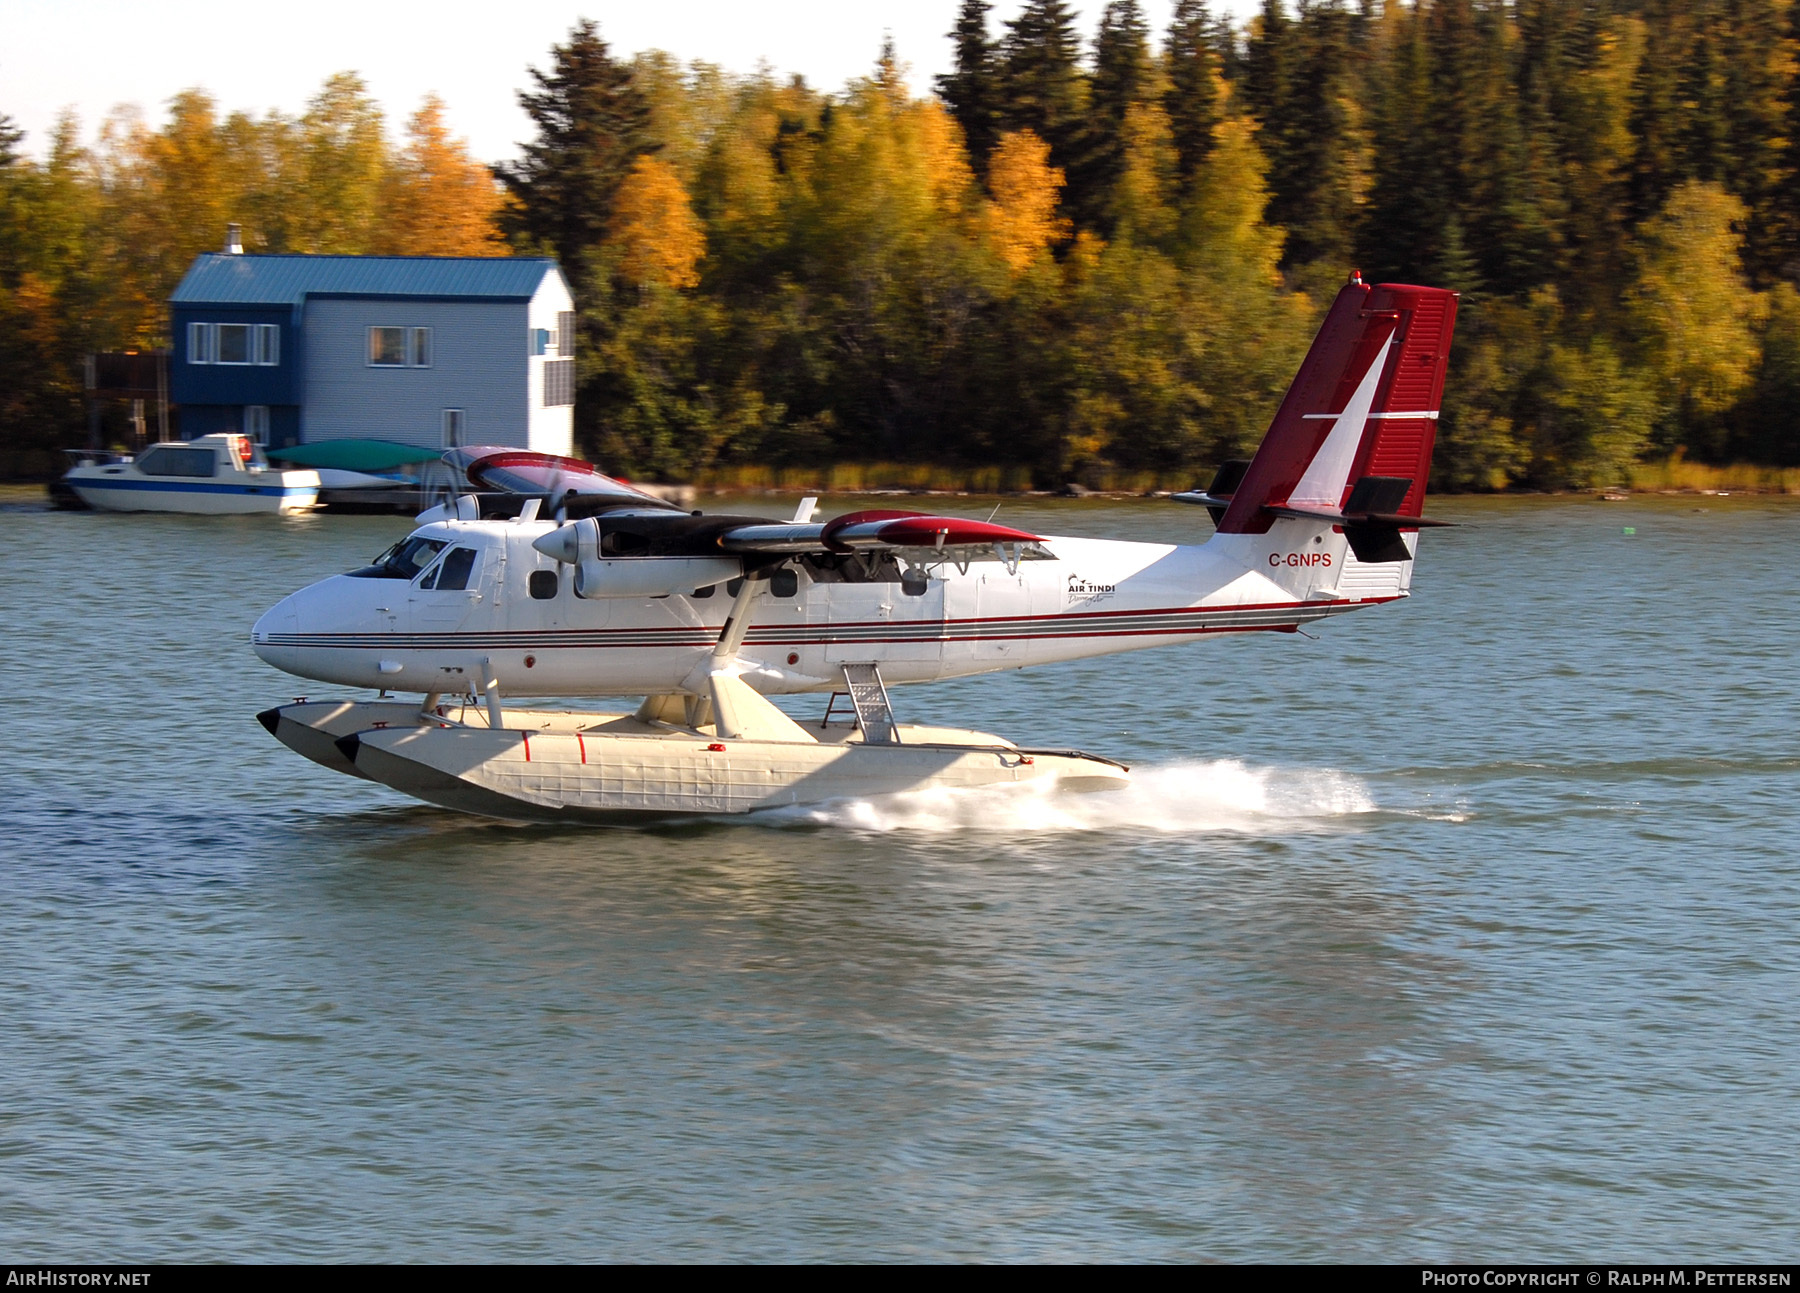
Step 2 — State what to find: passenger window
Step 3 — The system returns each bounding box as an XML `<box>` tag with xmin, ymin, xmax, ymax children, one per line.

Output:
<box><xmin>529</xmin><ymin>569</ymin><xmax>557</xmax><ymax>600</ymax></box>
<box><xmin>769</xmin><ymin>569</ymin><xmax>798</xmax><ymax>598</ymax></box>
<box><xmin>436</xmin><ymin>547</ymin><xmax>478</xmax><ymax>591</ymax></box>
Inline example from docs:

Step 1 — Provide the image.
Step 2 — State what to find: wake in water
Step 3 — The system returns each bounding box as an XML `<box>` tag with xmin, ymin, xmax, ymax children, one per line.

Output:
<box><xmin>756</xmin><ymin>758</ymin><xmax>1375</xmax><ymax>834</ymax></box>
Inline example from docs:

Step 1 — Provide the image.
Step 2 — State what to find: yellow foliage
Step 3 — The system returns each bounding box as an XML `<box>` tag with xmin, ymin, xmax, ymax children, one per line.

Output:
<box><xmin>379</xmin><ymin>97</ymin><xmax>506</xmax><ymax>256</ymax></box>
<box><xmin>805</xmin><ymin>85</ymin><xmax>977</xmax><ymax>251</ymax></box>
<box><xmin>1629</xmin><ymin>181</ymin><xmax>1768</xmax><ymax>415</ymax></box>
<box><xmin>911</xmin><ymin>99</ymin><xmax>976</xmax><ymax>215</ymax></box>
<box><xmin>1180</xmin><ymin>116</ymin><xmax>1285</xmax><ymax>286</ymax></box>
<box><xmin>1113</xmin><ymin>103</ymin><xmax>1177</xmax><ymax>247</ymax></box>
<box><xmin>984</xmin><ymin>130</ymin><xmax>1070</xmax><ymax>275</ymax></box>
<box><xmin>608</xmin><ymin>155</ymin><xmax>706</xmax><ymax>289</ymax></box>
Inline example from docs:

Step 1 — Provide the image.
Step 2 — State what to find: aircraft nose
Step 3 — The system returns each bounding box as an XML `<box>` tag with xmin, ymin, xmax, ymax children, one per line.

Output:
<box><xmin>251</xmin><ymin>592</ymin><xmax>301</xmax><ymax>665</ymax></box>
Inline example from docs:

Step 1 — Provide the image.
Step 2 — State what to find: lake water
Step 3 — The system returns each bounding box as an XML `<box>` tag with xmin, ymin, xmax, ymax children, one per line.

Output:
<box><xmin>1</xmin><ymin>492</ymin><xmax>1796</xmax><ymax>1262</ymax></box>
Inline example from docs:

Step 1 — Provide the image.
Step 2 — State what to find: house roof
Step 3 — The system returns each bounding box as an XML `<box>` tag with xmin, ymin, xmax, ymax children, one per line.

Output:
<box><xmin>170</xmin><ymin>254</ymin><xmax>562</xmax><ymax>306</ymax></box>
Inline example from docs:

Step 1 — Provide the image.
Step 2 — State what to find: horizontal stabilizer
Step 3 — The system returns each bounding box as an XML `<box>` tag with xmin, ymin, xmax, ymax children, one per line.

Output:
<box><xmin>1171</xmin><ymin>459</ymin><xmax>1252</xmax><ymax>525</ymax></box>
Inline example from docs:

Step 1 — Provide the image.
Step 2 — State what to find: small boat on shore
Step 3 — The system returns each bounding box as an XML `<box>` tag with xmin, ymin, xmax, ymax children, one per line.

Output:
<box><xmin>64</xmin><ymin>433</ymin><xmax>319</xmax><ymax>514</ymax></box>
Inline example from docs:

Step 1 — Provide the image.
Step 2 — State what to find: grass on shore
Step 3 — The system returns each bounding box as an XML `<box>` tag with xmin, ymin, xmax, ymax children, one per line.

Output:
<box><xmin>1628</xmin><ymin>459</ymin><xmax>1800</xmax><ymax>494</ymax></box>
<box><xmin>699</xmin><ymin>458</ymin><xmax>1800</xmax><ymax>496</ymax></box>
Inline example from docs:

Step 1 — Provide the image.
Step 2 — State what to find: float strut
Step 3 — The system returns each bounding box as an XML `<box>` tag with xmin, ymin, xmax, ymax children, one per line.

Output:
<box><xmin>706</xmin><ymin>575</ymin><xmax>766</xmax><ymax>740</ymax></box>
<box><xmin>478</xmin><ymin>658</ymin><xmax>504</xmax><ymax>730</ymax></box>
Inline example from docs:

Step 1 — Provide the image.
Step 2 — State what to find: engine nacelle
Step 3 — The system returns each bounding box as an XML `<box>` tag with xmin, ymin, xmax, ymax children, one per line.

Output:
<box><xmin>573</xmin><ymin>557</ymin><xmax>742</xmax><ymax>600</ymax></box>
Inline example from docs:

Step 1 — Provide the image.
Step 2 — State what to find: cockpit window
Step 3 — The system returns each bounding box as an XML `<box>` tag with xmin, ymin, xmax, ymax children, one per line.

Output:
<box><xmin>434</xmin><ymin>547</ymin><xmax>478</xmax><ymax>591</ymax></box>
<box><xmin>345</xmin><ymin>535</ymin><xmax>447</xmax><ymax>579</ymax></box>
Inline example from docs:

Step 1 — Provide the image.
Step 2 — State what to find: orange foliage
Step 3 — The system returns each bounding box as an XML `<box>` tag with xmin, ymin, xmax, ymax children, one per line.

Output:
<box><xmin>380</xmin><ymin>96</ymin><xmax>506</xmax><ymax>256</ymax></box>
<box><xmin>983</xmin><ymin>130</ymin><xmax>1070</xmax><ymax>274</ymax></box>
<box><xmin>607</xmin><ymin>155</ymin><xmax>705</xmax><ymax>289</ymax></box>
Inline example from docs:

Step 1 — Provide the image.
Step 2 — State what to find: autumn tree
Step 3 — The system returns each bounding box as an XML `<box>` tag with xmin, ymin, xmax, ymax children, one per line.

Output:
<box><xmin>606</xmin><ymin>155</ymin><xmax>704</xmax><ymax>288</ymax></box>
<box><xmin>293</xmin><ymin>72</ymin><xmax>388</xmax><ymax>253</ymax></box>
<box><xmin>379</xmin><ymin>96</ymin><xmax>505</xmax><ymax>256</ymax></box>
<box><xmin>1628</xmin><ymin>181</ymin><xmax>1768</xmax><ymax>450</ymax></box>
<box><xmin>984</xmin><ymin>130</ymin><xmax>1070</xmax><ymax>274</ymax></box>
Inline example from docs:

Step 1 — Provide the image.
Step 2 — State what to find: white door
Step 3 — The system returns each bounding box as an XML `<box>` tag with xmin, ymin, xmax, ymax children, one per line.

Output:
<box><xmin>823</xmin><ymin>580</ymin><xmax>945</xmax><ymax>664</ymax></box>
<box><xmin>943</xmin><ymin>568</ymin><xmax>1035</xmax><ymax>666</ymax></box>
<box><xmin>409</xmin><ymin>543</ymin><xmax>488</xmax><ymax>635</ymax></box>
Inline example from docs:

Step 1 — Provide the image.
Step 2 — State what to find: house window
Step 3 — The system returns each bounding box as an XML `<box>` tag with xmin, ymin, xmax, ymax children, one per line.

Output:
<box><xmin>442</xmin><ymin>408</ymin><xmax>465</xmax><ymax>447</ymax></box>
<box><xmin>531</xmin><ymin>328</ymin><xmax>550</xmax><ymax>356</ymax></box>
<box><xmin>369</xmin><ymin>326</ymin><xmax>407</xmax><ymax>366</ymax></box>
<box><xmin>189</xmin><ymin>322</ymin><xmax>279</xmax><ymax>365</ymax></box>
<box><xmin>245</xmin><ymin>405</ymin><xmax>270</xmax><ymax>446</ymax></box>
<box><xmin>544</xmin><ymin>360</ymin><xmax>575</xmax><ymax>407</ymax></box>
<box><xmin>216</xmin><ymin>323</ymin><xmax>253</xmax><ymax>364</ymax></box>
<box><xmin>556</xmin><ymin>311</ymin><xmax>576</xmax><ymax>355</ymax></box>
<box><xmin>370</xmin><ymin>326</ymin><xmax>430</xmax><ymax>366</ymax></box>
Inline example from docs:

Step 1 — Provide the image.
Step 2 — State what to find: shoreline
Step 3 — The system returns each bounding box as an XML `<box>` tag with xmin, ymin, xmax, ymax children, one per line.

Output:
<box><xmin>10</xmin><ymin>481</ymin><xmax>1797</xmax><ymax>507</ymax></box>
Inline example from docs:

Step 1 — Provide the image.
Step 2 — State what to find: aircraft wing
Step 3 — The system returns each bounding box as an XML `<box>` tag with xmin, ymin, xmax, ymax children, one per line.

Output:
<box><xmin>532</xmin><ymin>509</ymin><xmax>1052</xmax><ymax>567</ymax></box>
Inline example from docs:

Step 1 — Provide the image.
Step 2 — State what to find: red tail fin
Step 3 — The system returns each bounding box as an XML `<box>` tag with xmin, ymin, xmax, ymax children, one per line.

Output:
<box><xmin>1216</xmin><ymin>280</ymin><xmax>1459</xmax><ymax>534</ymax></box>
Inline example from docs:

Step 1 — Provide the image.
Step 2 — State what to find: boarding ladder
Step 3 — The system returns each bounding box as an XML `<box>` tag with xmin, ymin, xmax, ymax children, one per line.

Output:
<box><xmin>839</xmin><ymin>662</ymin><xmax>900</xmax><ymax>745</ymax></box>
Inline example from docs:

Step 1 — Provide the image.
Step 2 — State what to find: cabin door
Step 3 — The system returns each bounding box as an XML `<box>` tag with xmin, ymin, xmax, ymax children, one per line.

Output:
<box><xmin>408</xmin><ymin>542</ymin><xmax>490</xmax><ymax>636</ymax></box>
<box><xmin>823</xmin><ymin>579</ymin><xmax>945</xmax><ymax>664</ymax></box>
<box><xmin>943</xmin><ymin>568</ymin><xmax>1035</xmax><ymax>665</ymax></box>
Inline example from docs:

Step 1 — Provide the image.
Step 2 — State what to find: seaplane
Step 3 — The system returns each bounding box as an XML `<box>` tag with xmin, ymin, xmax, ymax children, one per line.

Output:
<box><xmin>252</xmin><ymin>277</ymin><xmax>1458</xmax><ymax>821</ymax></box>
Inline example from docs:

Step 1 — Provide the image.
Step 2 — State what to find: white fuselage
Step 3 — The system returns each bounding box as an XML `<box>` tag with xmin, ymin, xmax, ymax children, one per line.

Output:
<box><xmin>252</xmin><ymin>514</ymin><xmax>1415</xmax><ymax>698</ymax></box>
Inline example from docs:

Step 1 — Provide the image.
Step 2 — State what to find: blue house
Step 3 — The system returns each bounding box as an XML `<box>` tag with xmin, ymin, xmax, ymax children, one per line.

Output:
<box><xmin>169</xmin><ymin>244</ymin><xmax>576</xmax><ymax>455</ymax></box>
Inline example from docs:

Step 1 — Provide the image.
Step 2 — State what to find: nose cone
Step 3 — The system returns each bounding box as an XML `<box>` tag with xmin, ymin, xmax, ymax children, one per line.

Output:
<box><xmin>251</xmin><ymin>593</ymin><xmax>301</xmax><ymax>667</ymax></box>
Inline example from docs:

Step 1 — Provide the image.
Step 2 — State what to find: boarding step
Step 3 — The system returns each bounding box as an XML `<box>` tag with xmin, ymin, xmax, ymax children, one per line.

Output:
<box><xmin>840</xmin><ymin>662</ymin><xmax>900</xmax><ymax>745</ymax></box>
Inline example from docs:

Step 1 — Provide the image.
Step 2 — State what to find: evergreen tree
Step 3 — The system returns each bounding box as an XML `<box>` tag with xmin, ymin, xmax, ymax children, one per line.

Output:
<box><xmin>1086</xmin><ymin>0</ymin><xmax>1154</xmax><ymax>232</ymax></box>
<box><xmin>938</xmin><ymin>0</ymin><xmax>1003</xmax><ymax>175</ymax></box>
<box><xmin>1784</xmin><ymin>1</ymin><xmax>1800</xmax><ymax>277</ymax></box>
<box><xmin>1164</xmin><ymin>0</ymin><xmax>1222</xmax><ymax>190</ymax></box>
<box><xmin>1359</xmin><ymin>5</ymin><xmax>1441</xmax><ymax>283</ymax></box>
<box><xmin>1626</xmin><ymin>0</ymin><xmax>1687</xmax><ymax>226</ymax></box>
<box><xmin>1716</xmin><ymin>0</ymin><xmax>1790</xmax><ymax>282</ymax></box>
<box><xmin>497</xmin><ymin>19</ymin><xmax>652</xmax><ymax>294</ymax></box>
<box><xmin>0</xmin><ymin>116</ymin><xmax>22</xmax><ymax>169</ymax></box>
<box><xmin>1675</xmin><ymin>20</ymin><xmax>1728</xmax><ymax>186</ymax></box>
<box><xmin>1261</xmin><ymin>1</ymin><xmax>1366</xmax><ymax>273</ymax></box>
<box><xmin>1210</xmin><ymin>11</ymin><xmax>1242</xmax><ymax>85</ymax></box>
<box><xmin>999</xmin><ymin>0</ymin><xmax>1091</xmax><ymax>227</ymax></box>
<box><xmin>1241</xmin><ymin>0</ymin><xmax>1290</xmax><ymax>134</ymax></box>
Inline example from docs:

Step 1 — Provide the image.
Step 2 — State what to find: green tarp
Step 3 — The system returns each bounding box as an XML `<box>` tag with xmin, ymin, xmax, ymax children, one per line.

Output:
<box><xmin>266</xmin><ymin>440</ymin><xmax>444</xmax><ymax>472</ymax></box>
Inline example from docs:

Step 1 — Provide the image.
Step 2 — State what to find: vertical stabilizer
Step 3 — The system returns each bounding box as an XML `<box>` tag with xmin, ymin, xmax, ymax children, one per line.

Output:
<box><xmin>1215</xmin><ymin>279</ymin><xmax>1459</xmax><ymax>536</ymax></box>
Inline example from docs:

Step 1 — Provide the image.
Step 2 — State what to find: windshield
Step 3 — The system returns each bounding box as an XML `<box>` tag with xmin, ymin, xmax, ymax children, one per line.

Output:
<box><xmin>345</xmin><ymin>535</ymin><xmax>448</xmax><ymax>580</ymax></box>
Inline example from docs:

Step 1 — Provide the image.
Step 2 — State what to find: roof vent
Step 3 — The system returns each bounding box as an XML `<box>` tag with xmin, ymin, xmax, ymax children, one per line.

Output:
<box><xmin>224</xmin><ymin>224</ymin><xmax>243</xmax><ymax>255</ymax></box>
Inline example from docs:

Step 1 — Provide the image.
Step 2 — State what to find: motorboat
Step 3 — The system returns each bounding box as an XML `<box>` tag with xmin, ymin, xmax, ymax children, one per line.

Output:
<box><xmin>64</xmin><ymin>433</ymin><xmax>319</xmax><ymax>514</ymax></box>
